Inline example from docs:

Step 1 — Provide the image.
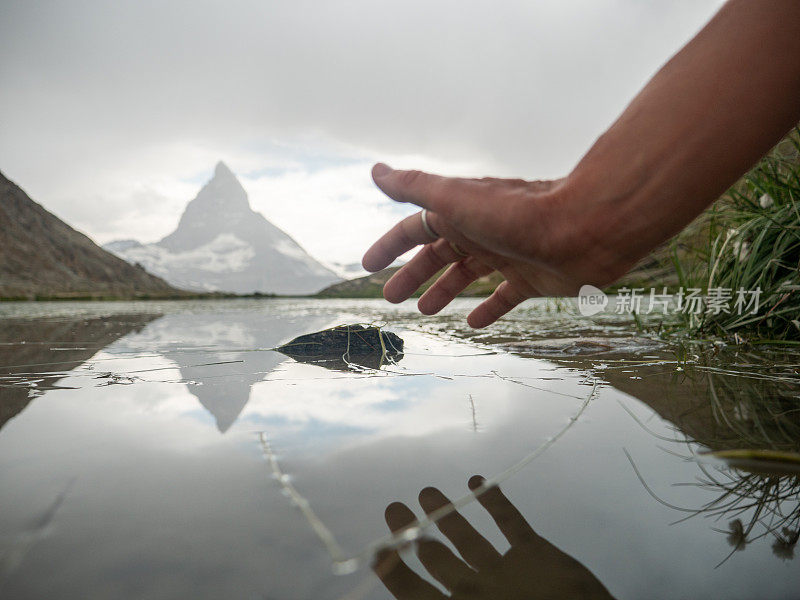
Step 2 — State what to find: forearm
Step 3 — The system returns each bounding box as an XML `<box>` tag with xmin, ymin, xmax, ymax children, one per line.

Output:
<box><xmin>363</xmin><ymin>0</ymin><xmax>800</xmax><ymax>317</ymax></box>
<box><xmin>564</xmin><ymin>0</ymin><xmax>800</xmax><ymax>271</ymax></box>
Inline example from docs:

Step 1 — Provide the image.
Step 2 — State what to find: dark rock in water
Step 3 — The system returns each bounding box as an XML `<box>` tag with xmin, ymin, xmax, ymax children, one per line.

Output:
<box><xmin>276</xmin><ymin>325</ymin><xmax>404</xmax><ymax>371</ymax></box>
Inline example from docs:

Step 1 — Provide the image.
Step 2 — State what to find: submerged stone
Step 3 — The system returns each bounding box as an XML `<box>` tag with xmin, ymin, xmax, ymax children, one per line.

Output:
<box><xmin>276</xmin><ymin>324</ymin><xmax>404</xmax><ymax>371</ymax></box>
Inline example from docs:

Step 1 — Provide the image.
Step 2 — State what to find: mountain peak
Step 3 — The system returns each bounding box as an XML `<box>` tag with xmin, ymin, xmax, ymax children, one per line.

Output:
<box><xmin>110</xmin><ymin>161</ymin><xmax>341</xmax><ymax>294</ymax></box>
<box><xmin>196</xmin><ymin>161</ymin><xmax>250</xmax><ymax>211</ymax></box>
<box><xmin>157</xmin><ymin>162</ymin><xmax>251</xmax><ymax>252</ymax></box>
<box><xmin>214</xmin><ymin>160</ymin><xmax>234</xmax><ymax>179</ymax></box>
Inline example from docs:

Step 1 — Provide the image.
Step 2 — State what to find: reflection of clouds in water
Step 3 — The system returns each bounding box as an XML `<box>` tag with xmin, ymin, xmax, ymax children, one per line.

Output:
<box><xmin>127</xmin><ymin>318</ymin><xmax>256</xmax><ymax>348</ymax></box>
<box><xmin>39</xmin><ymin>340</ymin><xmax>535</xmax><ymax>457</ymax></box>
<box><xmin>109</xmin><ymin>311</ymin><xmax>332</xmax><ymax>432</ymax></box>
<box><xmin>238</xmin><ymin>351</ymin><xmax>562</xmax><ymax>456</ymax></box>
<box><xmin>51</xmin><ymin>324</ymin><xmax>584</xmax><ymax>457</ymax></box>
<box><xmin>90</xmin><ymin>324</ymin><xmax>557</xmax><ymax>456</ymax></box>
<box><xmin>4</xmin><ymin>303</ymin><xmax>800</xmax><ymax>599</ymax></box>
<box><xmin>0</xmin><ymin>378</ymin><xmax>339</xmax><ymax>600</ymax></box>
<box><xmin>64</xmin><ymin>364</ymin><xmax>221</xmax><ymax>452</ymax></box>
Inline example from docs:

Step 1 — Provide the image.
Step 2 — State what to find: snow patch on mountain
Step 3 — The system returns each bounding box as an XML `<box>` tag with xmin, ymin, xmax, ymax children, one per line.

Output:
<box><xmin>272</xmin><ymin>238</ymin><xmax>308</xmax><ymax>261</ymax></box>
<box><xmin>109</xmin><ymin>233</ymin><xmax>255</xmax><ymax>278</ymax></box>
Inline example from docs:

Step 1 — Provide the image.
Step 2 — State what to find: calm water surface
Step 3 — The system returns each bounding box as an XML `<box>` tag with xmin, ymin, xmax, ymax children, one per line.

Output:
<box><xmin>0</xmin><ymin>298</ymin><xmax>798</xmax><ymax>599</ymax></box>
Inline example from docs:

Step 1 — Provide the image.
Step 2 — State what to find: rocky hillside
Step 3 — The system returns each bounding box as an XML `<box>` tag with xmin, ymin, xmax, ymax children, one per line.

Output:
<box><xmin>106</xmin><ymin>162</ymin><xmax>341</xmax><ymax>295</ymax></box>
<box><xmin>0</xmin><ymin>170</ymin><xmax>181</xmax><ymax>299</ymax></box>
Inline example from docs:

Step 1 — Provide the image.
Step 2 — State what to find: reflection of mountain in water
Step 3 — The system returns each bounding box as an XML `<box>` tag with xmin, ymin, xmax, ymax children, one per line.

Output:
<box><xmin>118</xmin><ymin>311</ymin><xmax>331</xmax><ymax>432</ymax></box>
<box><xmin>0</xmin><ymin>314</ymin><xmax>160</xmax><ymax>430</ymax></box>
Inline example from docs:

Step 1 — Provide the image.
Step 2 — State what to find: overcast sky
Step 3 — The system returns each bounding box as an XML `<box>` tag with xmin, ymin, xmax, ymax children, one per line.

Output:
<box><xmin>0</xmin><ymin>0</ymin><xmax>725</xmax><ymax>266</ymax></box>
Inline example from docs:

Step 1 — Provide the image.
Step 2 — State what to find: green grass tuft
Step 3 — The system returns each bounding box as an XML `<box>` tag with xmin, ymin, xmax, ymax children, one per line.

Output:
<box><xmin>674</xmin><ymin>127</ymin><xmax>800</xmax><ymax>341</ymax></box>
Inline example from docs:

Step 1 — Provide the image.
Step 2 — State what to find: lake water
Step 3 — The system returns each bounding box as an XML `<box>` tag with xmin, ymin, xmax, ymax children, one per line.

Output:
<box><xmin>1</xmin><ymin>298</ymin><xmax>798</xmax><ymax>599</ymax></box>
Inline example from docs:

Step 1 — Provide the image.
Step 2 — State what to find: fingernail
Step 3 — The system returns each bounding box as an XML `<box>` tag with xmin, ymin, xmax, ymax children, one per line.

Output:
<box><xmin>372</xmin><ymin>163</ymin><xmax>392</xmax><ymax>179</ymax></box>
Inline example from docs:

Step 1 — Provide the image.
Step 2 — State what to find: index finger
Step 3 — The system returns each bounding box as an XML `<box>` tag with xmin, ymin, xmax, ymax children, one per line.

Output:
<box><xmin>362</xmin><ymin>212</ymin><xmax>440</xmax><ymax>272</ymax></box>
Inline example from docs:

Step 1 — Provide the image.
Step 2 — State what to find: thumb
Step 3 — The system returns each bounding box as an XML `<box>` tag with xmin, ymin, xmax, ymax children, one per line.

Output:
<box><xmin>372</xmin><ymin>163</ymin><xmax>457</xmax><ymax>214</ymax></box>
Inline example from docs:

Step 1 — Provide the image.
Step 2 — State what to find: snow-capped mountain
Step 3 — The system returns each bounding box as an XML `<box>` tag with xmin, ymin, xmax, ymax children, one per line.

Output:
<box><xmin>105</xmin><ymin>162</ymin><xmax>341</xmax><ymax>295</ymax></box>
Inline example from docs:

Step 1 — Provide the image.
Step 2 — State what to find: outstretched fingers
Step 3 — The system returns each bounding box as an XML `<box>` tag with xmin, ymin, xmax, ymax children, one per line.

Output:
<box><xmin>366</xmin><ymin>164</ymin><xmax>503</xmax><ymax>271</ymax></box>
<box><xmin>362</xmin><ymin>212</ymin><xmax>434</xmax><ymax>272</ymax></box>
<box><xmin>363</xmin><ymin>204</ymin><xmax>469</xmax><ymax>272</ymax></box>
<box><xmin>418</xmin><ymin>487</ymin><xmax>501</xmax><ymax>570</ymax></box>
<box><xmin>417</xmin><ymin>258</ymin><xmax>495</xmax><ymax>315</ymax></box>
<box><xmin>467</xmin><ymin>281</ymin><xmax>531</xmax><ymax>328</ymax></box>
<box><xmin>383</xmin><ymin>239</ymin><xmax>479</xmax><ymax>304</ymax></box>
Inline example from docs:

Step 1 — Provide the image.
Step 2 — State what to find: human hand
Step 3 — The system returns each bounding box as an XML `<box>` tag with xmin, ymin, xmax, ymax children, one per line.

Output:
<box><xmin>372</xmin><ymin>475</ymin><xmax>614</xmax><ymax>600</ymax></box>
<box><xmin>362</xmin><ymin>164</ymin><xmax>633</xmax><ymax>328</ymax></box>
<box><xmin>361</xmin><ymin>0</ymin><xmax>800</xmax><ymax>329</ymax></box>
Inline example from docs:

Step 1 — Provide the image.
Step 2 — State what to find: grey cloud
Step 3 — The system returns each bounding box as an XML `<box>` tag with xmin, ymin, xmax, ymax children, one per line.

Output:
<box><xmin>1</xmin><ymin>1</ymin><xmax>724</xmax><ymax>167</ymax></box>
<box><xmin>0</xmin><ymin>0</ymin><xmax>724</xmax><ymax>246</ymax></box>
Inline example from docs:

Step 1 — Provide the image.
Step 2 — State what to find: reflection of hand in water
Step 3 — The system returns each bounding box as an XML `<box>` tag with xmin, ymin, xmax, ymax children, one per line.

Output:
<box><xmin>373</xmin><ymin>476</ymin><xmax>614</xmax><ymax>600</ymax></box>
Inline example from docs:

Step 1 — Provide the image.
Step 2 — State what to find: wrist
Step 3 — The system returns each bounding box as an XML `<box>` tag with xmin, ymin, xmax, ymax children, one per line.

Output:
<box><xmin>548</xmin><ymin>161</ymin><xmax>651</xmax><ymax>288</ymax></box>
